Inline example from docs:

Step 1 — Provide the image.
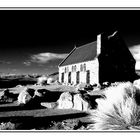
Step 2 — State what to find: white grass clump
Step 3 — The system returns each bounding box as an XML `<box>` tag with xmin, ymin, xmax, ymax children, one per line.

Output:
<box><xmin>37</xmin><ymin>75</ymin><xmax>47</xmax><ymax>85</ymax></box>
<box><xmin>88</xmin><ymin>82</ymin><xmax>140</xmax><ymax>130</ymax></box>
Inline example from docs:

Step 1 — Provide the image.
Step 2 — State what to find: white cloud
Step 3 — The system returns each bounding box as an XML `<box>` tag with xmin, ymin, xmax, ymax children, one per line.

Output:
<box><xmin>12</xmin><ymin>69</ymin><xmax>17</xmax><ymax>72</ymax></box>
<box><xmin>23</xmin><ymin>61</ymin><xmax>31</xmax><ymax>66</ymax></box>
<box><xmin>30</xmin><ymin>52</ymin><xmax>68</xmax><ymax>64</ymax></box>
<box><xmin>129</xmin><ymin>45</ymin><xmax>140</xmax><ymax>70</ymax></box>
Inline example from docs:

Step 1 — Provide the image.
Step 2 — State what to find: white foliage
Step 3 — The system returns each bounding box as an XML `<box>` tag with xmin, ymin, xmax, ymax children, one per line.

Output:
<box><xmin>37</xmin><ymin>75</ymin><xmax>47</xmax><ymax>85</ymax></box>
<box><xmin>88</xmin><ymin>82</ymin><xmax>140</xmax><ymax>130</ymax></box>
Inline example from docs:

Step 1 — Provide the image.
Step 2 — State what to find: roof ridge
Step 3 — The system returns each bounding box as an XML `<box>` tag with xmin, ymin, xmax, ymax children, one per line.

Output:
<box><xmin>76</xmin><ymin>40</ymin><xmax>97</xmax><ymax>50</ymax></box>
<box><xmin>59</xmin><ymin>40</ymin><xmax>97</xmax><ymax>67</ymax></box>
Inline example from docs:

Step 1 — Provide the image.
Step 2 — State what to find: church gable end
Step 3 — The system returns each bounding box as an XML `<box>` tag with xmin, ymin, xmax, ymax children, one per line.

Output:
<box><xmin>59</xmin><ymin>31</ymin><xmax>138</xmax><ymax>85</ymax></box>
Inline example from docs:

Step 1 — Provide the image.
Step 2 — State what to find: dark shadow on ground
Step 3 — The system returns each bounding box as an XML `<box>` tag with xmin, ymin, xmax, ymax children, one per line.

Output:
<box><xmin>37</xmin><ymin>91</ymin><xmax>62</xmax><ymax>102</ymax></box>
<box><xmin>0</xmin><ymin>78</ymin><xmax>37</xmax><ymax>88</ymax></box>
<box><xmin>0</xmin><ymin>111</ymin><xmax>90</xmax><ymax>130</ymax></box>
<box><xmin>0</xmin><ymin>103</ymin><xmax>46</xmax><ymax>112</ymax></box>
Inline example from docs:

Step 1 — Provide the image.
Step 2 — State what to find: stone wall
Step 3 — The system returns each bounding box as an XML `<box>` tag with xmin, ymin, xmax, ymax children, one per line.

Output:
<box><xmin>98</xmin><ymin>31</ymin><xmax>138</xmax><ymax>83</ymax></box>
<box><xmin>59</xmin><ymin>60</ymin><xmax>99</xmax><ymax>85</ymax></box>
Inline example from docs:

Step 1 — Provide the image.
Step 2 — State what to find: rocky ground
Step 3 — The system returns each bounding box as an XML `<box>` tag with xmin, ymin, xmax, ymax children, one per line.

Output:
<box><xmin>4</xmin><ymin>74</ymin><xmax>139</xmax><ymax>130</ymax></box>
<box><xmin>0</xmin><ymin>83</ymin><xmax>98</xmax><ymax>130</ymax></box>
<box><xmin>0</xmin><ymin>102</ymin><xmax>91</xmax><ymax>130</ymax></box>
<box><xmin>1</xmin><ymin>79</ymin><xmax>140</xmax><ymax>130</ymax></box>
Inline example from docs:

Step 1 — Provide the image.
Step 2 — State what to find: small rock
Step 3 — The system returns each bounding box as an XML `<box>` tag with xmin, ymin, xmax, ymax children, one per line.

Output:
<box><xmin>133</xmin><ymin>79</ymin><xmax>140</xmax><ymax>89</ymax></box>
<box><xmin>41</xmin><ymin>102</ymin><xmax>58</xmax><ymax>109</ymax></box>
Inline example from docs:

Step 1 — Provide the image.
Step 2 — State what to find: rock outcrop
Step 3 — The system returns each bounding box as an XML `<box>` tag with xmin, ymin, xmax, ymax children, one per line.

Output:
<box><xmin>73</xmin><ymin>94</ymin><xmax>89</xmax><ymax>111</ymax></box>
<box><xmin>17</xmin><ymin>87</ymin><xmax>35</xmax><ymax>105</ymax></box>
<box><xmin>57</xmin><ymin>92</ymin><xmax>73</xmax><ymax>109</ymax></box>
<box><xmin>0</xmin><ymin>89</ymin><xmax>18</xmax><ymax>103</ymax></box>
<box><xmin>56</xmin><ymin>91</ymin><xmax>94</xmax><ymax>111</ymax></box>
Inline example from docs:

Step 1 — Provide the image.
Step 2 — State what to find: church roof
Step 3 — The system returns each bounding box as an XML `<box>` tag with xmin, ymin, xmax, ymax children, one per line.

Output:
<box><xmin>59</xmin><ymin>41</ymin><xmax>97</xmax><ymax>67</ymax></box>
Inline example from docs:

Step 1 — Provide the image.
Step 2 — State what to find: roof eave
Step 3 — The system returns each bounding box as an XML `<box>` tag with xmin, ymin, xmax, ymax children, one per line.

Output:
<box><xmin>58</xmin><ymin>46</ymin><xmax>77</xmax><ymax>67</ymax></box>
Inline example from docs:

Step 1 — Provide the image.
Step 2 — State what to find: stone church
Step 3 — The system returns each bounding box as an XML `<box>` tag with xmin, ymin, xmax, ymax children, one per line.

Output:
<box><xmin>58</xmin><ymin>31</ymin><xmax>138</xmax><ymax>85</ymax></box>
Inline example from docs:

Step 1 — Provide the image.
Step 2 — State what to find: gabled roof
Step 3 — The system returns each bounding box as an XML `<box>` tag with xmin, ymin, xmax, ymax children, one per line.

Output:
<box><xmin>59</xmin><ymin>41</ymin><xmax>97</xmax><ymax>67</ymax></box>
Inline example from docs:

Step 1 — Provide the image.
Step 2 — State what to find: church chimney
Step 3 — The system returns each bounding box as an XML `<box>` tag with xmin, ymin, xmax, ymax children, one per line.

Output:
<box><xmin>97</xmin><ymin>34</ymin><xmax>101</xmax><ymax>56</ymax></box>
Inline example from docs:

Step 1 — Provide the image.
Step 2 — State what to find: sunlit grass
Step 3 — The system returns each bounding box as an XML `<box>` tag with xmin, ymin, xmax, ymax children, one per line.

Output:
<box><xmin>88</xmin><ymin>82</ymin><xmax>140</xmax><ymax>130</ymax></box>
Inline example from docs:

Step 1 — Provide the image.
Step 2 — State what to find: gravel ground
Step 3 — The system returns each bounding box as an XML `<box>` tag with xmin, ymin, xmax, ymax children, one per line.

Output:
<box><xmin>0</xmin><ymin>102</ymin><xmax>91</xmax><ymax>130</ymax></box>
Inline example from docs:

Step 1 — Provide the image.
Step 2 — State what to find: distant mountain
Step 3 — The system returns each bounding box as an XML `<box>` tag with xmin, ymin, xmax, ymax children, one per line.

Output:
<box><xmin>49</xmin><ymin>72</ymin><xmax>59</xmax><ymax>77</ymax></box>
<box><xmin>48</xmin><ymin>72</ymin><xmax>59</xmax><ymax>82</ymax></box>
<box><xmin>0</xmin><ymin>74</ymin><xmax>40</xmax><ymax>88</ymax></box>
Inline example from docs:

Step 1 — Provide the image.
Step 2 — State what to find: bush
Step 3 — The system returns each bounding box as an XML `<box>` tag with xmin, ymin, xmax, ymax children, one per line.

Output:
<box><xmin>0</xmin><ymin>122</ymin><xmax>16</xmax><ymax>130</ymax></box>
<box><xmin>88</xmin><ymin>82</ymin><xmax>140</xmax><ymax>130</ymax></box>
<box><xmin>37</xmin><ymin>76</ymin><xmax>48</xmax><ymax>85</ymax></box>
<box><xmin>47</xmin><ymin>119</ymin><xmax>85</xmax><ymax>130</ymax></box>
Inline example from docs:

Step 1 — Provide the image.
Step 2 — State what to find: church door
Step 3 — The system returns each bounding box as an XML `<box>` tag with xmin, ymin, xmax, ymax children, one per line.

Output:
<box><xmin>76</xmin><ymin>71</ymin><xmax>80</xmax><ymax>84</ymax></box>
<box><xmin>68</xmin><ymin>72</ymin><xmax>71</xmax><ymax>84</ymax></box>
<box><xmin>86</xmin><ymin>70</ymin><xmax>90</xmax><ymax>84</ymax></box>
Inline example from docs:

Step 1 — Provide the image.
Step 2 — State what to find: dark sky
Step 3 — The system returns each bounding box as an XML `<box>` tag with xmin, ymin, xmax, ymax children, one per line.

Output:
<box><xmin>0</xmin><ymin>10</ymin><xmax>140</xmax><ymax>75</ymax></box>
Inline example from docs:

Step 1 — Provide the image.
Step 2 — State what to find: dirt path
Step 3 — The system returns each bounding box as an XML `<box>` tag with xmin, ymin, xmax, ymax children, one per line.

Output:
<box><xmin>0</xmin><ymin>102</ymin><xmax>91</xmax><ymax>130</ymax></box>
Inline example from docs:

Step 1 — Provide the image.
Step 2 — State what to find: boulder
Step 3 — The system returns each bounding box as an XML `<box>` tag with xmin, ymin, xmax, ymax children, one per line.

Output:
<box><xmin>133</xmin><ymin>79</ymin><xmax>140</xmax><ymax>89</ymax></box>
<box><xmin>41</xmin><ymin>102</ymin><xmax>58</xmax><ymax>109</ymax></box>
<box><xmin>57</xmin><ymin>92</ymin><xmax>73</xmax><ymax>109</ymax></box>
<box><xmin>57</xmin><ymin>91</ymin><xmax>90</xmax><ymax>111</ymax></box>
<box><xmin>0</xmin><ymin>89</ymin><xmax>18</xmax><ymax>103</ymax></box>
<box><xmin>34</xmin><ymin>90</ymin><xmax>43</xmax><ymax>97</ymax></box>
<box><xmin>73</xmin><ymin>94</ymin><xmax>89</xmax><ymax>111</ymax></box>
<box><xmin>16</xmin><ymin>85</ymin><xmax>23</xmax><ymax>88</ymax></box>
<box><xmin>133</xmin><ymin>79</ymin><xmax>140</xmax><ymax>105</ymax></box>
<box><xmin>35</xmin><ymin>89</ymin><xmax>49</xmax><ymax>97</ymax></box>
<box><xmin>17</xmin><ymin>87</ymin><xmax>35</xmax><ymax>105</ymax></box>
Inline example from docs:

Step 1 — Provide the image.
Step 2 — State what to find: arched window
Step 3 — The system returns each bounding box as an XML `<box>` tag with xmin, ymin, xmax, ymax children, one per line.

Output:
<box><xmin>65</xmin><ymin>67</ymin><xmax>67</xmax><ymax>73</ymax></box>
<box><xmin>76</xmin><ymin>71</ymin><xmax>80</xmax><ymax>84</ymax></box>
<box><xmin>67</xmin><ymin>67</ymin><xmax>69</xmax><ymax>73</ymax></box>
<box><xmin>83</xmin><ymin>63</ymin><xmax>86</xmax><ymax>71</ymax></box>
<box><xmin>68</xmin><ymin>72</ymin><xmax>71</xmax><ymax>83</ymax></box>
<box><xmin>61</xmin><ymin>73</ymin><xmax>64</xmax><ymax>83</ymax></box>
<box><xmin>72</xmin><ymin>66</ymin><xmax>74</xmax><ymax>72</ymax></box>
<box><xmin>74</xmin><ymin>65</ymin><xmax>76</xmax><ymax>72</ymax></box>
<box><xmin>72</xmin><ymin>65</ymin><xmax>77</xmax><ymax>72</ymax></box>
<box><xmin>86</xmin><ymin>70</ymin><xmax>90</xmax><ymax>84</ymax></box>
<box><xmin>65</xmin><ymin>67</ymin><xmax>69</xmax><ymax>73</ymax></box>
<box><xmin>80</xmin><ymin>64</ymin><xmax>83</xmax><ymax>71</ymax></box>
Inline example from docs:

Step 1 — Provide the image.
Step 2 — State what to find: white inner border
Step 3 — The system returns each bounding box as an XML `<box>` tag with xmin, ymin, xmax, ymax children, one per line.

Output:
<box><xmin>0</xmin><ymin>0</ymin><xmax>140</xmax><ymax>8</ymax></box>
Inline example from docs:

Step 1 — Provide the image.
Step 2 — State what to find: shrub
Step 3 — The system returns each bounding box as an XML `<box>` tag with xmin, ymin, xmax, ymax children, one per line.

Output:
<box><xmin>0</xmin><ymin>122</ymin><xmax>16</xmax><ymax>130</ymax></box>
<box><xmin>47</xmin><ymin>119</ymin><xmax>84</xmax><ymax>130</ymax></box>
<box><xmin>88</xmin><ymin>82</ymin><xmax>140</xmax><ymax>130</ymax></box>
<box><xmin>37</xmin><ymin>76</ymin><xmax>48</xmax><ymax>85</ymax></box>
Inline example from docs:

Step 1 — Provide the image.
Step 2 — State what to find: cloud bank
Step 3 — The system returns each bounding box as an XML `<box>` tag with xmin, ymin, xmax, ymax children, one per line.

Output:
<box><xmin>0</xmin><ymin>60</ymin><xmax>11</xmax><ymax>65</ymax></box>
<box><xmin>129</xmin><ymin>45</ymin><xmax>140</xmax><ymax>70</ymax></box>
<box><xmin>23</xmin><ymin>52</ymin><xmax>68</xmax><ymax>66</ymax></box>
<box><xmin>23</xmin><ymin>61</ymin><xmax>31</xmax><ymax>66</ymax></box>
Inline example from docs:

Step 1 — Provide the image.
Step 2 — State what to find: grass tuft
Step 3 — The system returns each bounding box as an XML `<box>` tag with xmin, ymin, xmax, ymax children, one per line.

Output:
<box><xmin>88</xmin><ymin>82</ymin><xmax>140</xmax><ymax>130</ymax></box>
